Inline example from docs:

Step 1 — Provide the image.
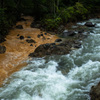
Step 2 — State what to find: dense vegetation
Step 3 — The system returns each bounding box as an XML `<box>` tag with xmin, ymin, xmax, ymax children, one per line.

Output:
<box><xmin>0</xmin><ymin>0</ymin><xmax>100</xmax><ymax>36</ymax></box>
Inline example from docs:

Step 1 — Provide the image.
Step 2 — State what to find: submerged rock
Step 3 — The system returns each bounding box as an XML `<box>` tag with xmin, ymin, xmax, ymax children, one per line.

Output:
<box><xmin>90</xmin><ymin>82</ymin><xmax>100</xmax><ymax>100</ymax></box>
<box><xmin>62</xmin><ymin>30</ymin><xmax>76</xmax><ymax>37</ymax></box>
<box><xmin>0</xmin><ymin>45</ymin><xmax>6</xmax><ymax>54</ymax></box>
<box><xmin>26</xmin><ymin>39</ymin><xmax>36</xmax><ymax>43</ymax></box>
<box><xmin>85</xmin><ymin>22</ymin><xmax>95</xmax><ymax>27</ymax></box>
<box><xmin>27</xmin><ymin>36</ymin><xmax>31</xmax><ymax>38</ymax></box>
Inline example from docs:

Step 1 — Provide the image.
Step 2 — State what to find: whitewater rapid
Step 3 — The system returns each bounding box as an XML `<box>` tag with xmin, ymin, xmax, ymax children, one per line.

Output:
<box><xmin>0</xmin><ymin>19</ymin><xmax>100</xmax><ymax>100</ymax></box>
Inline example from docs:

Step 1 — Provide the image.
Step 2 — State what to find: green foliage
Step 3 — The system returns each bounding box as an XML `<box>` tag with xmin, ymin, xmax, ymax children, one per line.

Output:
<box><xmin>74</xmin><ymin>2</ymin><xmax>88</xmax><ymax>19</ymax></box>
<box><xmin>0</xmin><ymin>0</ymin><xmax>100</xmax><ymax>35</ymax></box>
<box><xmin>43</xmin><ymin>17</ymin><xmax>62</xmax><ymax>30</ymax></box>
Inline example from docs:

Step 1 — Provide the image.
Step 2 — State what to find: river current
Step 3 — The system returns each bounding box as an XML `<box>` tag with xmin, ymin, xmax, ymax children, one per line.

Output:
<box><xmin>0</xmin><ymin>19</ymin><xmax>100</xmax><ymax>100</ymax></box>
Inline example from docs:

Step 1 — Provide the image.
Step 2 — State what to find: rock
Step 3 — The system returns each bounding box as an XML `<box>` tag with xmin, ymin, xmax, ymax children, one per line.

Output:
<box><xmin>20</xmin><ymin>36</ymin><xmax>24</xmax><ymax>40</ymax></box>
<box><xmin>27</xmin><ymin>36</ymin><xmax>31</xmax><ymax>38</ymax></box>
<box><xmin>73</xmin><ymin>44</ymin><xmax>81</xmax><ymax>48</ymax></box>
<box><xmin>30</xmin><ymin>21</ymin><xmax>41</xmax><ymax>28</ymax></box>
<box><xmin>90</xmin><ymin>82</ymin><xmax>100</xmax><ymax>100</ymax></box>
<box><xmin>26</xmin><ymin>39</ymin><xmax>36</xmax><ymax>43</ymax></box>
<box><xmin>37</xmin><ymin>34</ymin><xmax>41</xmax><ymax>38</ymax></box>
<box><xmin>62</xmin><ymin>30</ymin><xmax>76</xmax><ymax>37</ymax></box>
<box><xmin>0</xmin><ymin>45</ymin><xmax>6</xmax><ymax>54</ymax></box>
<box><xmin>29</xmin><ymin>43</ymin><xmax>70</xmax><ymax>57</ymax></box>
<box><xmin>40</xmin><ymin>34</ymin><xmax>43</xmax><ymax>36</ymax></box>
<box><xmin>30</xmin><ymin>44</ymin><xmax>33</xmax><ymax>46</ymax></box>
<box><xmin>44</xmin><ymin>33</ymin><xmax>47</xmax><ymax>35</ymax></box>
<box><xmin>85</xmin><ymin>22</ymin><xmax>95</xmax><ymax>27</ymax></box>
<box><xmin>55</xmin><ymin>39</ymin><xmax>62</xmax><ymax>42</ymax></box>
<box><xmin>78</xmin><ymin>29</ymin><xmax>84</xmax><ymax>33</ymax></box>
<box><xmin>17</xmin><ymin>34</ymin><xmax>19</xmax><ymax>36</ymax></box>
<box><xmin>16</xmin><ymin>25</ymin><xmax>23</xmax><ymax>29</ymax></box>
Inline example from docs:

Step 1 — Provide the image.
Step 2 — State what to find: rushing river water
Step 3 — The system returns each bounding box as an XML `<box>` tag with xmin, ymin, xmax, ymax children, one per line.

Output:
<box><xmin>0</xmin><ymin>19</ymin><xmax>100</xmax><ymax>100</ymax></box>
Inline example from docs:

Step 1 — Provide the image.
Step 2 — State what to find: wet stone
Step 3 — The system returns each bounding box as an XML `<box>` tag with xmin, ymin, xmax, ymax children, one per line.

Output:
<box><xmin>44</xmin><ymin>33</ymin><xmax>47</xmax><ymax>35</ymax></box>
<box><xmin>0</xmin><ymin>45</ymin><xmax>6</xmax><ymax>54</ymax></box>
<box><xmin>55</xmin><ymin>39</ymin><xmax>62</xmax><ymax>42</ymax></box>
<box><xmin>27</xmin><ymin>36</ymin><xmax>31</xmax><ymax>38</ymax></box>
<box><xmin>30</xmin><ymin>44</ymin><xmax>33</xmax><ymax>46</ymax></box>
<box><xmin>26</xmin><ymin>39</ymin><xmax>36</xmax><ymax>43</ymax></box>
<box><xmin>20</xmin><ymin>36</ymin><xmax>24</xmax><ymax>40</ymax></box>
<box><xmin>37</xmin><ymin>34</ymin><xmax>41</xmax><ymax>38</ymax></box>
<box><xmin>17</xmin><ymin>34</ymin><xmax>19</xmax><ymax>36</ymax></box>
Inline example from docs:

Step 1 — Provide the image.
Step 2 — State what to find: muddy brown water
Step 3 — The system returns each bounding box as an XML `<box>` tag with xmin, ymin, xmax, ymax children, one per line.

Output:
<box><xmin>0</xmin><ymin>16</ymin><xmax>58</xmax><ymax>86</ymax></box>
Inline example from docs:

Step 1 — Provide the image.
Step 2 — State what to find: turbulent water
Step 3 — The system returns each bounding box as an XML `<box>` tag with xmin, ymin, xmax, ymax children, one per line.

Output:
<box><xmin>0</xmin><ymin>19</ymin><xmax>100</xmax><ymax>100</ymax></box>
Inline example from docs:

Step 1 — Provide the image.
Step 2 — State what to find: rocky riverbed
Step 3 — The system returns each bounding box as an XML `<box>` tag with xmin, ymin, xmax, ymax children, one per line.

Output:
<box><xmin>0</xmin><ymin>16</ymin><xmax>100</xmax><ymax>100</ymax></box>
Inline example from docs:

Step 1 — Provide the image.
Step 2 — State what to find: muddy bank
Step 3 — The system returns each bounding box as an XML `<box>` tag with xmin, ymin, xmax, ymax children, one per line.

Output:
<box><xmin>0</xmin><ymin>16</ymin><xmax>58</xmax><ymax>86</ymax></box>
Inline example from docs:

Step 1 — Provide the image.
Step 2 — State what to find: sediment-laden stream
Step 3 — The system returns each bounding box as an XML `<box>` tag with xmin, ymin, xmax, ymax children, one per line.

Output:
<box><xmin>0</xmin><ymin>18</ymin><xmax>100</xmax><ymax>100</ymax></box>
<box><xmin>0</xmin><ymin>16</ymin><xmax>58</xmax><ymax>86</ymax></box>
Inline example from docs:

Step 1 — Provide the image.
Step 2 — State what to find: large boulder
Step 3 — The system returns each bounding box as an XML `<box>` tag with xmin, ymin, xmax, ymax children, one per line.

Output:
<box><xmin>29</xmin><ymin>43</ymin><xmax>70</xmax><ymax>57</ymax></box>
<box><xmin>85</xmin><ymin>22</ymin><xmax>95</xmax><ymax>27</ymax></box>
<box><xmin>62</xmin><ymin>30</ymin><xmax>76</xmax><ymax>37</ymax></box>
<box><xmin>0</xmin><ymin>45</ymin><xmax>6</xmax><ymax>54</ymax></box>
<box><xmin>90</xmin><ymin>82</ymin><xmax>100</xmax><ymax>100</ymax></box>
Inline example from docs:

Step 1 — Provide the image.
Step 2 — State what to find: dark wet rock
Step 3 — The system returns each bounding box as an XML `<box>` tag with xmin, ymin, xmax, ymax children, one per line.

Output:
<box><xmin>20</xmin><ymin>36</ymin><xmax>24</xmax><ymax>40</ymax></box>
<box><xmin>44</xmin><ymin>33</ymin><xmax>47</xmax><ymax>35</ymax></box>
<box><xmin>78</xmin><ymin>29</ymin><xmax>84</xmax><ymax>33</ymax></box>
<box><xmin>37</xmin><ymin>34</ymin><xmax>41</xmax><ymax>38</ymax></box>
<box><xmin>55</xmin><ymin>39</ymin><xmax>62</xmax><ymax>42</ymax></box>
<box><xmin>73</xmin><ymin>44</ymin><xmax>81</xmax><ymax>48</ymax></box>
<box><xmin>27</xmin><ymin>36</ymin><xmax>31</xmax><ymax>38</ymax></box>
<box><xmin>30</xmin><ymin>44</ymin><xmax>33</xmax><ymax>46</ymax></box>
<box><xmin>0</xmin><ymin>45</ymin><xmax>6</xmax><ymax>54</ymax></box>
<box><xmin>85</xmin><ymin>22</ymin><xmax>95</xmax><ymax>27</ymax></box>
<box><xmin>30</xmin><ymin>21</ymin><xmax>41</xmax><ymax>28</ymax></box>
<box><xmin>62</xmin><ymin>30</ymin><xmax>76</xmax><ymax>37</ymax></box>
<box><xmin>16</xmin><ymin>25</ymin><xmax>23</xmax><ymax>29</ymax></box>
<box><xmin>29</xmin><ymin>43</ymin><xmax>70</xmax><ymax>57</ymax></box>
<box><xmin>90</xmin><ymin>82</ymin><xmax>100</xmax><ymax>100</ymax></box>
<box><xmin>40</xmin><ymin>34</ymin><xmax>43</xmax><ymax>36</ymax></box>
<box><xmin>17</xmin><ymin>34</ymin><xmax>20</xmax><ymax>36</ymax></box>
<box><xmin>26</xmin><ymin>39</ymin><xmax>36</xmax><ymax>43</ymax></box>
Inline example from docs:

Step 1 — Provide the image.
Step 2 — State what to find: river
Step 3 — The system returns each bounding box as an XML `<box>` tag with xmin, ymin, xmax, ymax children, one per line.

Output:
<box><xmin>0</xmin><ymin>18</ymin><xmax>100</xmax><ymax>100</ymax></box>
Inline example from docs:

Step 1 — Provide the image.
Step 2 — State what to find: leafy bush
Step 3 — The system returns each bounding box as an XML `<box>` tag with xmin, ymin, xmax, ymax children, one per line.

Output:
<box><xmin>43</xmin><ymin>17</ymin><xmax>62</xmax><ymax>31</ymax></box>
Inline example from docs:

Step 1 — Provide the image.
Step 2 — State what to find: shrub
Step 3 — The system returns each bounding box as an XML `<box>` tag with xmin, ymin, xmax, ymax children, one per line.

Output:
<box><xmin>43</xmin><ymin>17</ymin><xmax>62</xmax><ymax>31</ymax></box>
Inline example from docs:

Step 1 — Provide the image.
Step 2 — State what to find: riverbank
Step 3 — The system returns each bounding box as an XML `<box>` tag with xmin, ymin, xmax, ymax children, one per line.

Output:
<box><xmin>0</xmin><ymin>16</ymin><xmax>58</xmax><ymax>86</ymax></box>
